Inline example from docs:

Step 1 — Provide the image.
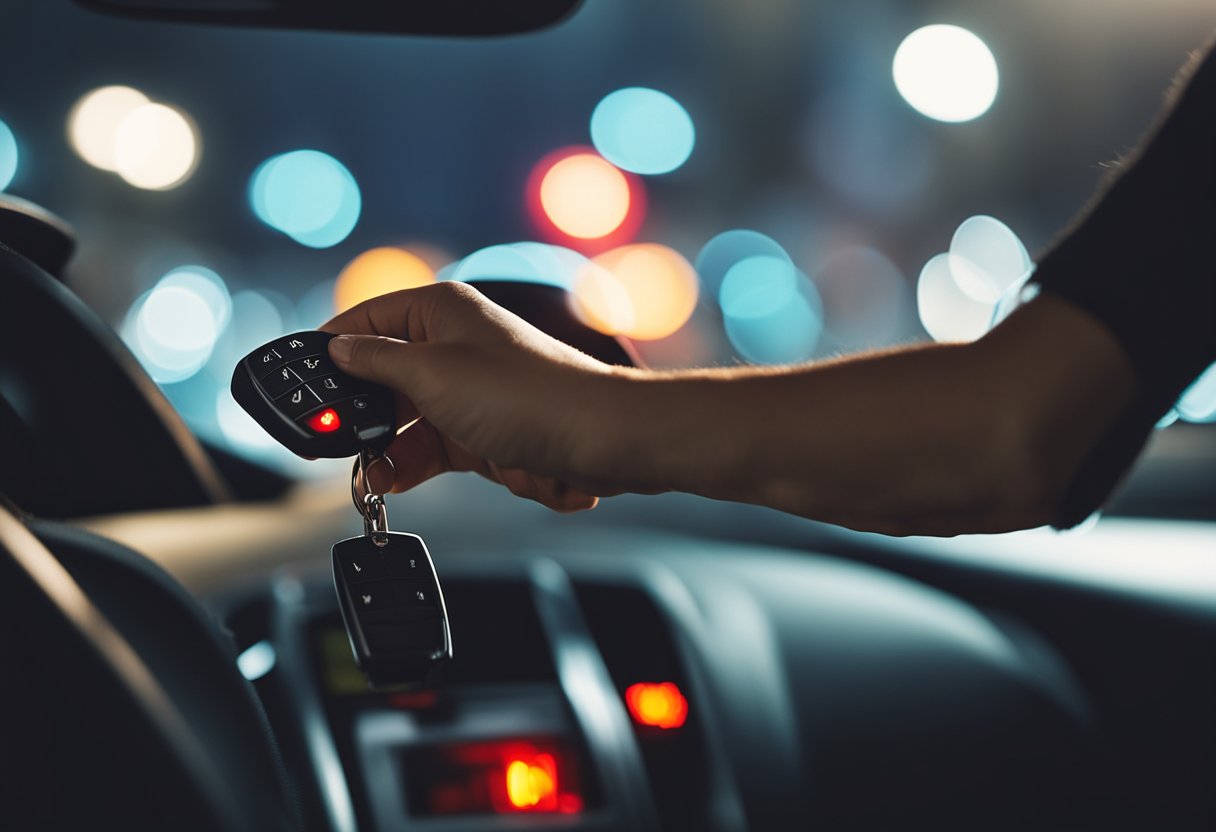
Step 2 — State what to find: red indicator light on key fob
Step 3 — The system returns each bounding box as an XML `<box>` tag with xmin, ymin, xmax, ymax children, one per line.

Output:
<box><xmin>308</xmin><ymin>408</ymin><xmax>342</xmax><ymax>433</ymax></box>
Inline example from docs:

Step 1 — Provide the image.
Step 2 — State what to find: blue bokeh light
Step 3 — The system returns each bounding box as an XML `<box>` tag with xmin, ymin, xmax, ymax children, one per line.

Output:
<box><xmin>695</xmin><ymin>230</ymin><xmax>792</xmax><ymax>298</ymax></box>
<box><xmin>446</xmin><ymin>242</ymin><xmax>589</xmax><ymax>290</ymax></box>
<box><xmin>0</xmin><ymin>119</ymin><xmax>18</xmax><ymax>191</ymax></box>
<box><xmin>719</xmin><ymin>255</ymin><xmax>798</xmax><ymax>319</ymax></box>
<box><xmin>157</xmin><ymin>265</ymin><xmax>231</xmax><ymax>333</ymax></box>
<box><xmin>590</xmin><ymin>87</ymin><xmax>695</xmax><ymax>175</ymax></box>
<box><xmin>249</xmin><ymin>150</ymin><xmax>361</xmax><ymax>249</ymax></box>
<box><xmin>723</xmin><ymin>275</ymin><xmax>823</xmax><ymax>365</ymax></box>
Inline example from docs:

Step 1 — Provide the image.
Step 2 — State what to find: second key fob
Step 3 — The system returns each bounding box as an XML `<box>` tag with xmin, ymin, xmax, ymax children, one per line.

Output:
<box><xmin>231</xmin><ymin>330</ymin><xmax>395</xmax><ymax>458</ymax></box>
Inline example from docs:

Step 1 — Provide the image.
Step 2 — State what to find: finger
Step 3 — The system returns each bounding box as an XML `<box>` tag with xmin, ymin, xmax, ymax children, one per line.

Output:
<box><xmin>486</xmin><ymin>462</ymin><xmax>598</xmax><ymax>513</ymax></box>
<box><xmin>320</xmin><ymin>281</ymin><xmax>484</xmax><ymax>343</ymax></box>
<box><xmin>327</xmin><ymin>333</ymin><xmax>424</xmax><ymax>392</ymax></box>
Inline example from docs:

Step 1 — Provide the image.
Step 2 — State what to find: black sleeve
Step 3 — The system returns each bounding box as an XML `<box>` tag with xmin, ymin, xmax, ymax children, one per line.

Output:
<box><xmin>1030</xmin><ymin>35</ymin><xmax>1216</xmax><ymax>528</ymax></box>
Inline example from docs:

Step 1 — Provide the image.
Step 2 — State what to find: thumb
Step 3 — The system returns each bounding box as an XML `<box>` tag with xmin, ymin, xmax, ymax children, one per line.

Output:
<box><xmin>328</xmin><ymin>334</ymin><xmax>418</xmax><ymax>391</ymax></box>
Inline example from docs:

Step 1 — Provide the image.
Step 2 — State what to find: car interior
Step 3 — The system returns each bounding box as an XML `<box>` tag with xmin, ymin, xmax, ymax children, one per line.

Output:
<box><xmin>1</xmin><ymin>1</ymin><xmax>1214</xmax><ymax>830</ymax></box>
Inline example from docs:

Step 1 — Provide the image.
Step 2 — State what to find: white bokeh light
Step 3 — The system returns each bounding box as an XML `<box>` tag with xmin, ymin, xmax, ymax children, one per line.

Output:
<box><xmin>67</xmin><ymin>85</ymin><xmax>150</xmax><ymax>171</ymax></box>
<box><xmin>114</xmin><ymin>102</ymin><xmax>199</xmax><ymax>190</ymax></box>
<box><xmin>893</xmin><ymin>25</ymin><xmax>999</xmax><ymax>123</ymax></box>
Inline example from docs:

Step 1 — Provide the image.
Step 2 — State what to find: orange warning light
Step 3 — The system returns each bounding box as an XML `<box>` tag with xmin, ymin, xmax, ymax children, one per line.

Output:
<box><xmin>624</xmin><ymin>682</ymin><xmax>688</xmax><ymax>729</ymax></box>
<box><xmin>504</xmin><ymin>754</ymin><xmax>558</xmax><ymax>811</ymax></box>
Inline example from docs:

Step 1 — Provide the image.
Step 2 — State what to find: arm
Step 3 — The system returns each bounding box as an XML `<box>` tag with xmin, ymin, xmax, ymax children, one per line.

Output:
<box><xmin>323</xmin><ymin>284</ymin><xmax>1131</xmax><ymax>536</ymax></box>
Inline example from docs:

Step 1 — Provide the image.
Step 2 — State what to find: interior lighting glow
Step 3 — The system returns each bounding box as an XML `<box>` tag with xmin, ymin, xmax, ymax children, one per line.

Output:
<box><xmin>624</xmin><ymin>682</ymin><xmax>688</xmax><ymax>729</ymax></box>
<box><xmin>67</xmin><ymin>85</ymin><xmax>149</xmax><ymax>171</ymax></box>
<box><xmin>250</xmin><ymin>150</ymin><xmax>361</xmax><ymax>248</ymax></box>
<box><xmin>590</xmin><ymin>87</ymin><xmax>695</xmax><ymax>175</ymax></box>
<box><xmin>114</xmin><ymin>102</ymin><xmax>199</xmax><ymax>190</ymax></box>
<box><xmin>571</xmin><ymin>243</ymin><xmax>698</xmax><ymax>340</ymax></box>
<box><xmin>335</xmin><ymin>247</ymin><xmax>435</xmax><ymax>313</ymax></box>
<box><xmin>893</xmin><ymin>25</ymin><xmax>999</xmax><ymax>123</ymax></box>
<box><xmin>1177</xmin><ymin>362</ymin><xmax>1216</xmax><ymax>423</ymax></box>
<box><xmin>236</xmin><ymin>640</ymin><xmax>277</xmax><ymax>681</ymax></box>
<box><xmin>505</xmin><ymin>755</ymin><xmax>559</xmax><ymax>811</ymax></box>
<box><xmin>0</xmin><ymin>119</ymin><xmax>17</xmax><ymax>191</ymax></box>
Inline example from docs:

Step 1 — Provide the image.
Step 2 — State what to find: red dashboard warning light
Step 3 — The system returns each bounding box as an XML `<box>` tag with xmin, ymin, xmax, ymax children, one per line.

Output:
<box><xmin>625</xmin><ymin>682</ymin><xmax>688</xmax><ymax>729</ymax></box>
<box><xmin>307</xmin><ymin>408</ymin><xmax>342</xmax><ymax>433</ymax></box>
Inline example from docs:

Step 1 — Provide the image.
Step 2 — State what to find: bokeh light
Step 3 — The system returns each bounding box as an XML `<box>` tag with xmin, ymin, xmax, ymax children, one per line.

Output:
<box><xmin>541</xmin><ymin>153</ymin><xmax>631</xmax><ymax>238</ymax></box>
<box><xmin>1177</xmin><ymin>362</ymin><xmax>1216</xmax><ymax>424</ymax></box>
<box><xmin>157</xmin><ymin>265</ymin><xmax>231</xmax><ymax>333</ymax></box>
<box><xmin>250</xmin><ymin>150</ymin><xmax>361</xmax><ymax>248</ymax></box>
<box><xmin>335</xmin><ymin>247</ymin><xmax>436</xmax><ymax>313</ymax></box>
<box><xmin>121</xmin><ymin>265</ymin><xmax>231</xmax><ymax>384</ymax></box>
<box><xmin>590</xmin><ymin>87</ymin><xmax>695</xmax><ymax>175</ymax></box>
<box><xmin>571</xmin><ymin>243</ymin><xmax>698</xmax><ymax>340</ymax></box>
<box><xmin>1156</xmin><ymin>409</ymin><xmax>1181</xmax><ymax>430</ymax></box>
<box><xmin>694</xmin><ymin>230</ymin><xmax>792</xmax><ymax>298</ymax></box>
<box><xmin>447</xmin><ymin>242</ymin><xmax>589</xmax><ymax>290</ymax></box>
<box><xmin>724</xmin><ymin>273</ymin><xmax>823</xmax><ymax>365</ymax></box>
<box><xmin>719</xmin><ymin>255</ymin><xmax>798</xmax><ymax>319</ymax></box>
<box><xmin>893</xmin><ymin>25</ymin><xmax>999</xmax><ymax>123</ymax></box>
<box><xmin>216</xmin><ymin>389</ymin><xmax>278</xmax><ymax>451</ymax></box>
<box><xmin>113</xmin><ymin>102</ymin><xmax>199</xmax><ymax>190</ymax></box>
<box><xmin>206</xmin><ymin>289</ymin><xmax>285</xmax><ymax>382</ymax></box>
<box><xmin>527</xmin><ymin>147</ymin><xmax>645</xmax><ymax>250</ymax></box>
<box><xmin>812</xmin><ymin>246</ymin><xmax>910</xmax><ymax>350</ymax></box>
<box><xmin>948</xmin><ymin>215</ymin><xmax>1031</xmax><ymax>303</ymax></box>
<box><xmin>67</xmin><ymin>85</ymin><xmax>149</xmax><ymax>171</ymax></box>
<box><xmin>916</xmin><ymin>252</ymin><xmax>996</xmax><ymax>342</ymax></box>
<box><xmin>0</xmin><ymin>119</ymin><xmax>17</xmax><ymax>191</ymax></box>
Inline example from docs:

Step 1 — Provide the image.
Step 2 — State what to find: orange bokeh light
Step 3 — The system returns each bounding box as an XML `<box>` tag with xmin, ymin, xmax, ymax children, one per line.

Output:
<box><xmin>334</xmin><ymin>246</ymin><xmax>436</xmax><ymax>313</ymax></box>
<box><xmin>571</xmin><ymin>243</ymin><xmax>699</xmax><ymax>340</ymax></box>
<box><xmin>505</xmin><ymin>754</ymin><xmax>559</xmax><ymax>811</ymax></box>
<box><xmin>624</xmin><ymin>682</ymin><xmax>688</xmax><ymax>729</ymax></box>
<box><xmin>539</xmin><ymin>153</ymin><xmax>631</xmax><ymax>239</ymax></box>
<box><xmin>526</xmin><ymin>146</ymin><xmax>646</xmax><ymax>253</ymax></box>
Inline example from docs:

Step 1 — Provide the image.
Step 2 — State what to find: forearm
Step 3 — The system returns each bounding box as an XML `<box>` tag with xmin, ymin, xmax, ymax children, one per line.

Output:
<box><xmin>574</xmin><ymin>297</ymin><xmax>1134</xmax><ymax>536</ymax></box>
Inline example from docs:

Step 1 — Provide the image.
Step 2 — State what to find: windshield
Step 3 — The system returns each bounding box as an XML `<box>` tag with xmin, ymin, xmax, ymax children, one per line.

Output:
<box><xmin>2</xmin><ymin>0</ymin><xmax>1214</xmax><ymax>503</ymax></box>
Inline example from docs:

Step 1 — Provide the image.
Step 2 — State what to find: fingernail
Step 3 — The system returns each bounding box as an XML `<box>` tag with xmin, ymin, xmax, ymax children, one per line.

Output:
<box><xmin>329</xmin><ymin>335</ymin><xmax>354</xmax><ymax>363</ymax></box>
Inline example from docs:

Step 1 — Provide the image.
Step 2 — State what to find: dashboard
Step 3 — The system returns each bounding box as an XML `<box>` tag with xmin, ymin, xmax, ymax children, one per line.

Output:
<box><xmin>77</xmin><ymin>475</ymin><xmax>1216</xmax><ymax>831</ymax></box>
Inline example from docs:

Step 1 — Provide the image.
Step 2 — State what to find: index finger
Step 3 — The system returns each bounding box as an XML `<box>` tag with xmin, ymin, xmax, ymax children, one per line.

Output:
<box><xmin>319</xmin><ymin>282</ymin><xmax>476</xmax><ymax>342</ymax></box>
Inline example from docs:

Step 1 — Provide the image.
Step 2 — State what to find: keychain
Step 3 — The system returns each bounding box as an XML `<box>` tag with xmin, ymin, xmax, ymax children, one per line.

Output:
<box><xmin>231</xmin><ymin>330</ymin><xmax>452</xmax><ymax>687</ymax></box>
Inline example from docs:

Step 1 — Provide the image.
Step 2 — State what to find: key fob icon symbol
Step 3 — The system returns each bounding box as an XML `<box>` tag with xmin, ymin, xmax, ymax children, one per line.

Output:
<box><xmin>323</xmin><ymin>378</ymin><xmax>338</xmax><ymax>390</ymax></box>
<box><xmin>305</xmin><ymin>358</ymin><xmax>320</xmax><ymax>369</ymax></box>
<box><xmin>291</xmin><ymin>389</ymin><xmax>303</xmax><ymax>404</ymax></box>
<box><xmin>362</xmin><ymin>594</ymin><xmax>372</xmax><ymax>606</ymax></box>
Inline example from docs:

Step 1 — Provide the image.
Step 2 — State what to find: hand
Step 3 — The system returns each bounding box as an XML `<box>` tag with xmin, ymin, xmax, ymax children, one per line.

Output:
<box><xmin>321</xmin><ymin>282</ymin><xmax>613</xmax><ymax>512</ymax></box>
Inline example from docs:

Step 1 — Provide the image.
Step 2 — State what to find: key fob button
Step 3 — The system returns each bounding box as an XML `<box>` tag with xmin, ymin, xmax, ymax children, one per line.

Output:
<box><xmin>260</xmin><ymin>365</ymin><xmax>303</xmax><ymax>398</ymax></box>
<box><xmin>385</xmin><ymin>553</ymin><xmax>425</xmax><ymax>578</ymax></box>
<box><xmin>391</xmin><ymin>579</ymin><xmax>439</xmax><ymax>609</ymax></box>
<box><xmin>275</xmin><ymin>334</ymin><xmax>319</xmax><ymax>356</ymax></box>
<box><xmin>313</xmin><ymin>374</ymin><xmax>346</xmax><ymax>400</ymax></box>
<box><xmin>340</xmin><ymin>552</ymin><xmax>384</xmax><ymax>584</ymax></box>
<box><xmin>279</xmin><ymin>384</ymin><xmax>323</xmax><ymax>417</ymax></box>
<box><xmin>288</xmin><ymin>355</ymin><xmax>333</xmax><ymax>383</ymax></box>
<box><xmin>255</xmin><ymin>347</ymin><xmax>285</xmax><ymax>371</ymax></box>
<box><xmin>351</xmin><ymin>582</ymin><xmax>393</xmax><ymax>611</ymax></box>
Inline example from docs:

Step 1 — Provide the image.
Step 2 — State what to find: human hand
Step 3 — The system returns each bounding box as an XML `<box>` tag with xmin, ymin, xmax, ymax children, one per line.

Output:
<box><xmin>321</xmin><ymin>282</ymin><xmax>614</xmax><ymax>512</ymax></box>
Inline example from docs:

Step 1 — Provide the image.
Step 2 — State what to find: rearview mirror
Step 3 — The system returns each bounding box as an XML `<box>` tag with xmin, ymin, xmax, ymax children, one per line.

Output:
<box><xmin>71</xmin><ymin>0</ymin><xmax>583</xmax><ymax>36</ymax></box>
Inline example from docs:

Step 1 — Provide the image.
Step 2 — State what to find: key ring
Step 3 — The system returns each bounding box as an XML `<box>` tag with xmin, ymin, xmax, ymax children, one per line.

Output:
<box><xmin>351</xmin><ymin>449</ymin><xmax>395</xmax><ymax>547</ymax></box>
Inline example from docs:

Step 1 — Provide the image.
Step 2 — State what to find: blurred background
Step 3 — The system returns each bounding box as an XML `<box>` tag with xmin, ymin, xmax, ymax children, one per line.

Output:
<box><xmin>2</xmin><ymin>0</ymin><xmax>1215</xmax><ymax>482</ymax></box>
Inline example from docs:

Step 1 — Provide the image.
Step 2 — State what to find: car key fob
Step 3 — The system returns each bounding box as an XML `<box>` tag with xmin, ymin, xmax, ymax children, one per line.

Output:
<box><xmin>230</xmin><ymin>330</ymin><xmax>395</xmax><ymax>458</ymax></box>
<box><xmin>333</xmin><ymin>531</ymin><xmax>453</xmax><ymax>687</ymax></box>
